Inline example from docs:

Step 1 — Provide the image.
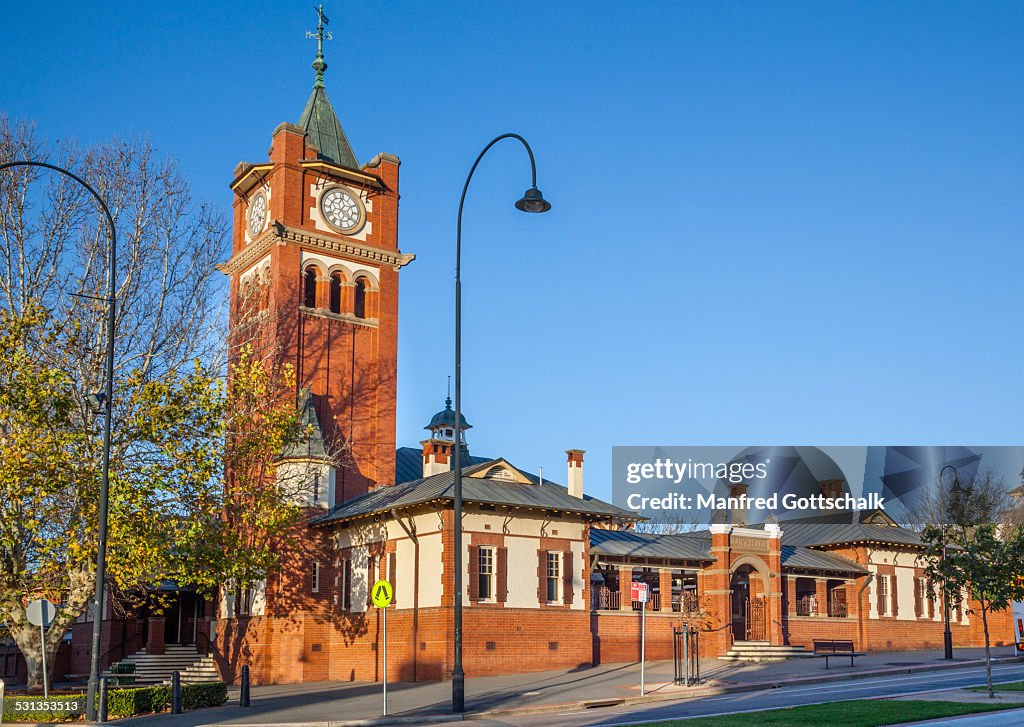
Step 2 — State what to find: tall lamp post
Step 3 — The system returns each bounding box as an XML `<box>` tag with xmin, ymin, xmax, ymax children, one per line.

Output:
<box><xmin>939</xmin><ymin>464</ymin><xmax>959</xmax><ymax>660</ymax></box>
<box><xmin>0</xmin><ymin>161</ymin><xmax>117</xmax><ymax>720</ymax></box>
<box><xmin>452</xmin><ymin>134</ymin><xmax>550</xmax><ymax>713</ymax></box>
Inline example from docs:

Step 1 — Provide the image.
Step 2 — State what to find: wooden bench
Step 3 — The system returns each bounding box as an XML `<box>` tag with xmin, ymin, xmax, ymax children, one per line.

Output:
<box><xmin>813</xmin><ymin>639</ymin><xmax>862</xmax><ymax>668</ymax></box>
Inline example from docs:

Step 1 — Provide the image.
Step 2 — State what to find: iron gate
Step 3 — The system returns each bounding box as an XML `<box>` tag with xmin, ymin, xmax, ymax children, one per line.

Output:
<box><xmin>672</xmin><ymin>625</ymin><xmax>701</xmax><ymax>686</ymax></box>
<box><xmin>746</xmin><ymin>597</ymin><xmax>766</xmax><ymax>641</ymax></box>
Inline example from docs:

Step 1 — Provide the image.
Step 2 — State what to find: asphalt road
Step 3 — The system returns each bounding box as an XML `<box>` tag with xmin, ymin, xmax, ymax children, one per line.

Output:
<box><xmin>477</xmin><ymin>661</ymin><xmax>1024</xmax><ymax>726</ymax></box>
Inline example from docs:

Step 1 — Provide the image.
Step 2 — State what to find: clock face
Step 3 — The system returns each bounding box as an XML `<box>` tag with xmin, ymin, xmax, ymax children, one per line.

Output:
<box><xmin>248</xmin><ymin>192</ymin><xmax>267</xmax><ymax>237</ymax></box>
<box><xmin>320</xmin><ymin>187</ymin><xmax>364</xmax><ymax>233</ymax></box>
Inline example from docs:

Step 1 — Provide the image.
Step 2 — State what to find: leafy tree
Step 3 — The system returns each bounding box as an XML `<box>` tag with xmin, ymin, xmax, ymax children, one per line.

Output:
<box><xmin>921</xmin><ymin>522</ymin><xmax>1024</xmax><ymax>698</ymax></box>
<box><xmin>0</xmin><ymin>118</ymin><xmax>317</xmax><ymax>691</ymax></box>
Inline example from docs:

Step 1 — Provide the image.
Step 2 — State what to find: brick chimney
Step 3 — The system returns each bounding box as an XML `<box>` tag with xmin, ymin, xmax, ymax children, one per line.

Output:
<box><xmin>730</xmin><ymin>483</ymin><xmax>749</xmax><ymax>526</ymax></box>
<box><xmin>421</xmin><ymin>439</ymin><xmax>452</xmax><ymax>478</ymax></box>
<box><xmin>819</xmin><ymin>479</ymin><xmax>843</xmax><ymax>498</ymax></box>
<box><xmin>566</xmin><ymin>449</ymin><xmax>585</xmax><ymax>498</ymax></box>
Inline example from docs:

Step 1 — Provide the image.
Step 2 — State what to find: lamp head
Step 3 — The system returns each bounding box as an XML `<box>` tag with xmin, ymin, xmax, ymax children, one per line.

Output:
<box><xmin>515</xmin><ymin>186</ymin><xmax>551</xmax><ymax>214</ymax></box>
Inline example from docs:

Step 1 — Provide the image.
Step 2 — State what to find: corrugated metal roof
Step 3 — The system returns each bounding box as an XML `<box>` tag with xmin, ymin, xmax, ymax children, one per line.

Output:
<box><xmin>781</xmin><ymin>545</ymin><xmax>867</xmax><ymax>574</ymax></box>
<box><xmin>395</xmin><ymin>446</ymin><xmax>491</xmax><ymax>486</ymax></box>
<box><xmin>589</xmin><ymin>528</ymin><xmax>713</xmax><ymax>562</ymax></box>
<box><xmin>313</xmin><ymin>459</ymin><xmax>638</xmax><ymax>526</ymax></box>
<box><xmin>590</xmin><ymin>529</ymin><xmax>866</xmax><ymax>575</ymax></box>
<box><xmin>775</xmin><ymin>522</ymin><xmax>923</xmax><ymax>548</ymax></box>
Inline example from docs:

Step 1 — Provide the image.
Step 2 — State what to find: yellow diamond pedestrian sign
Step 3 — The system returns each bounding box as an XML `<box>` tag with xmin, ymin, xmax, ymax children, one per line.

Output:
<box><xmin>371</xmin><ymin>579</ymin><xmax>393</xmax><ymax>608</ymax></box>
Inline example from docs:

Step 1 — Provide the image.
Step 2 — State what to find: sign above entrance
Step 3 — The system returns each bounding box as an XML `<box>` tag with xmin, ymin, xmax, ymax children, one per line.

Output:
<box><xmin>630</xmin><ymin>582</ymin><xmax>649</xmax><ymax>603</ymax></box>
<box><xmin>371</xmin><ymin>579</ymin><xmax>393</xmax><ymax>608</ymax></box>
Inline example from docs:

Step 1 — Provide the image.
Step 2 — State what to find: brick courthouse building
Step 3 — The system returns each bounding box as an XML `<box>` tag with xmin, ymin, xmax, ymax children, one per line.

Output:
<box><xmin>1</xmin><ymin>30</ymin><xmax>1012</xmax><ymax>689</ymax></box>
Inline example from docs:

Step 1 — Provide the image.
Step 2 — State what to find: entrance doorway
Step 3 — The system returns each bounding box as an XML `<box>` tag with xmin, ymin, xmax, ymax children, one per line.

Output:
<box><xmin>162</xmin><ymin>592</ymin><xmax>204</xmax><ymax>645</ymax></box>
<box><xmin>731</xmin><ymin>565</ymin><xmax>766</xmax><ymax>641</ymax></box>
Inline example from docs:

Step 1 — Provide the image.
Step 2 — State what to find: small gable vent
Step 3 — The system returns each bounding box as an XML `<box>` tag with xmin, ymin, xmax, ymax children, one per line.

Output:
<box><xmin>485</xmin><ymin>466</ymin><xmax>516</xmax><ymax>481</ymax></box>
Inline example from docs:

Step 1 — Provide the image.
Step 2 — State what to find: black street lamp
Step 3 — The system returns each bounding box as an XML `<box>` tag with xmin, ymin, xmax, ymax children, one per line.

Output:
<box><xmin>0</xmin><ymin>161</ymin><xmax>117</xmax><ymax>720</ymax></box>
<box><xmin>452</xmin><ymin>134</ymin><xmax>550</xmax><ymax>713</ymax></box>
<box><xmin>939</xmin><ymin>463</ymin><xmax>959</xmax><ymax>660</ymax></box>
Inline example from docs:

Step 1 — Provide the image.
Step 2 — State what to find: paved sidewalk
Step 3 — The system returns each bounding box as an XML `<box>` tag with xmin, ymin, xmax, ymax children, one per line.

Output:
<box><xmin>105</xmin><ymin>645</ymin><xmax>1020</xmax><ymax>726</ymax></box>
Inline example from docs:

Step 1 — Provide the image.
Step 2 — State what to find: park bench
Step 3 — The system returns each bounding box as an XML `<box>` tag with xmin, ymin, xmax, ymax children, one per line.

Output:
<box><xmin>812</xmin><ymin>639</ymin><xmax>862</xmax><ymax>668</ymax></box>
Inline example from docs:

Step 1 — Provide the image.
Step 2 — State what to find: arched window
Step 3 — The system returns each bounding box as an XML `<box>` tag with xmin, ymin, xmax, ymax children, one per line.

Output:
<box><xmin>354</xmin><ymin>278</ymin><xmax>367</xmax><ymax>319</ymax></box>
<box><xmin>329</xmin><ymin>273</ymin><xmax>342</xmax><ymax>314</ymax></box>
<box><xmin>303</xmin><ymin>266</ymin><xmax>317</xmax><ymax>308</ymax></box>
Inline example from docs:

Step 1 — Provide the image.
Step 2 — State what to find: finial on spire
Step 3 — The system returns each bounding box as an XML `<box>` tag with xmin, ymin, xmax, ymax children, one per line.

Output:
<box><xmin>306</xmin><ymin>5</ymin><xmax>333</xmax><ymax>89</ymax></box>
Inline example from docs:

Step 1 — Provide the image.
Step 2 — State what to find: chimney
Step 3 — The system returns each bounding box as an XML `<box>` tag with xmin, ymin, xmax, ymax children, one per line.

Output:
<box><xmin>819</xmin><ymin>479</ymin><xmax>843</xmax><ymax>498</ymax></box>
<box><xmin>729</xmin><ymin>483</ymin><xmax>749</xmax><ymax>526</ymax></box>
<box><xmin>566</xmin><ymin>449</ymin><xmax>585</xmax><ymax>498</ymax></box>
<box><xmin>421</xmin><ymin>440</ymin><xmax>451</xmax><ymax>478</ymax></box>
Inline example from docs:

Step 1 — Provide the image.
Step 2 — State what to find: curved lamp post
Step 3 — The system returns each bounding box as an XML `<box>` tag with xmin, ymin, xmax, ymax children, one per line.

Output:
<box><xmin>938</xmin><ymin>463</ymin><xmax>959</xmax><ymax>660</ymax></box>
<box><xmin>452</xmin><ymin>134</ymin><xmax>550</xmax><ymax>713</ymax></box>
<box><xmin>0</xmin><ymin>161</ymin><xmax>117</xmax><ymax>719</ymax></box>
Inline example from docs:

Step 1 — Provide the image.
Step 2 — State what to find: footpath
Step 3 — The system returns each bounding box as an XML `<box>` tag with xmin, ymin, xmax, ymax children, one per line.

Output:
<box><xmin>101</xmin><ymin>646</ymin><xmax>1022</xmax><ymax>727</ymax></box>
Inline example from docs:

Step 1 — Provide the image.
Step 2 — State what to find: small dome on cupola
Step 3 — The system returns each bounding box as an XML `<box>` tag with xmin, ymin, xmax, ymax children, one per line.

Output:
<box><xmin>425</xmin><ymin>396</ymin><xmax>471</xmax><ymax>434</ymax></box>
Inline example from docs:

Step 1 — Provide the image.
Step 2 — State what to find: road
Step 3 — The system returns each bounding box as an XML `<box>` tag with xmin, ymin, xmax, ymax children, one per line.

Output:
<box><xmin>476</xmin><ymin>661</ymin><xmax>1024</xmax><ymax>726</ymax></box>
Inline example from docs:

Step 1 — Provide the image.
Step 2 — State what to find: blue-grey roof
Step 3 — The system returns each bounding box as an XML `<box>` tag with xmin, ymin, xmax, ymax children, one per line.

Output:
<box><xmin>313</xmin><ymin>459</ymin><xmax>638</xmax><ymax>526</ymax></box>
<box><xmin>590</xmin><ymin>528</ymin><xmax>713</xmax><ymax>562</ymax></box>
<box><xmin>590</xmin><ymin>529</ymin><xmax>866</xmax><ymax>574</ymax></box>
<box><xmin>426</xmin><ymin>397</ymin><xmax>471</xmax><ymax>431</ymax></box>
<box><xmin>395</xmin><ymin>446</ymin><xmax>491</xmax><ymax>486</ymax></box>
<box><xmin>773</xmin><ymin>522</ymin><xmax>923</xmax><ymax>548</ymax></box>
<box><xmin>780</xmin><ymin>545</ymin><xmax>867</xmax><ymax>574</ymax></box>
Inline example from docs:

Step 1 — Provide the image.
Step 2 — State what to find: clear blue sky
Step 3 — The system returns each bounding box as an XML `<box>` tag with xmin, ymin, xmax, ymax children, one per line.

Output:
<box><xmin>3</xmin><ymin>1</ymin><xmax>1022</xmax><ymax>502</ymax></box>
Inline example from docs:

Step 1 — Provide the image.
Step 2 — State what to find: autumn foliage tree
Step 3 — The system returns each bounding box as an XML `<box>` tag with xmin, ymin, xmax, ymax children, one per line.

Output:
<box><xmin>0</xmin><ymin>117</ymin><xmax>314</xmax><ymax>691</ymax></box>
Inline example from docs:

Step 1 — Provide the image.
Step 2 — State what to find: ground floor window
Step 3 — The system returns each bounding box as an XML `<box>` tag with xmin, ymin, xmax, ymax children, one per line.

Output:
<box><xmin>479</xmin><ymin>546</ymin><xmax>495</xmax><ymax>601</ymax></box>
<box><xmin>878</xmin><ymin>574</ymin><xmax>890</xmax><ymax>615</ymax></box>
<box><xmin>546</xmin><ymin>551</ymin><xmax>561</xmax><ymax>603</ymax></box>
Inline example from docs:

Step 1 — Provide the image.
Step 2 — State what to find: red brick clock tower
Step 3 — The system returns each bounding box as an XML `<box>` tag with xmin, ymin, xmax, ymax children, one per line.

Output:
<box><xmin>221</xmin><ymin>11</ymin><xmax>414</xmax><ymax>503</ymax></box>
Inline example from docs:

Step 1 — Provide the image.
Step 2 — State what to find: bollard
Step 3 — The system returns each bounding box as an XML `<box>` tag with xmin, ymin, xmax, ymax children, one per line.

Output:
<box><xmin>172</xmin><ymin>671</ymin><xmax>182</xmax><ymax>714</ymax></box>
<box><xmin>98</xmin><ymin>677</ymin><xmax>108</xmax><ymax>723</ymax></box>
<box><xmin>240</xmin><ymin>664</ymin><xmax>251</xmax><ymax>708</ymax></box>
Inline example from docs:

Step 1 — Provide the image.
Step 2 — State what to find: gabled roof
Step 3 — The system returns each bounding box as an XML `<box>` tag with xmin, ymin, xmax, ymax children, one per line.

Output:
<box><xmin>298</xmin><ymin>85</ymin><xmax>359</xmax><ymax>169</ymax></box>
<box><xmin>312</xmin><ymin>459</ymin><xmax>638</xmax><ymax>526</ymax></box>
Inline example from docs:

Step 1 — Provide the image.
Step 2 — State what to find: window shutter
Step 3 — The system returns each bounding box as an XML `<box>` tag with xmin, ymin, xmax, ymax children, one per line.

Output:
<box><xmin>537</xmin><ymin>550</ymin><xmax>546</xmax><ymax>604</ymax></box>
<box><xmin>913</xmin><ymin>576</ymin><xmax>921</xmax><ymax>617</ymax></box>
<box><xmin>496</xmin><ymin>547</ymin><xmax>508</xmax><ymax>603</ymax></box>
<box><xmin>876</xmin><ymin>575</ymin><xmax>884</xmax><ymax>615</ymax></box>
<box><xmin>927</xmin><ymin>579</ymin><xmax>935</xmax><ymax>619</ymax></box>
<box><xmin>367</xmin><ymin>556</ymin><xmax>376</xmax><ymax>607</ymax></box>
<box><xmin>563</xmin><ymin>550</ymin><xmax>574</xmax><ymax>605</ymax></box>
<box><xmin>389</xmin><ymin>552</ymin><xmax>397</xmax><ymax>607</ymax></box>
<box><xmin>468</xmin><ymin>545</ymin><xmax>480</xmax><ymax>602</ymax></box>
<box><xmin>891</xmin><ymin>572</ymin><xmax>899</xmax><ymax>617</ymax></box>
<box><xmin>343</xmin><ymin>560</ymin><xmax>352</xmax><ymax>610</ymax></box>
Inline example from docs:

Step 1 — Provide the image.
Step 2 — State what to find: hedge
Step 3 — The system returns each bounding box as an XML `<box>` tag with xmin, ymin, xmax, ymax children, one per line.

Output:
<box><xmin>2</xmin><ymin>682</ymin><xmax>228</xmax><ymax>722</ymax></box>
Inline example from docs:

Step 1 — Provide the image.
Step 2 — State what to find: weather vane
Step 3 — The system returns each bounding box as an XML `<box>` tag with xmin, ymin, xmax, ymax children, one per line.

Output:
<box><xmin>307</xmin><ymin>5</ymin><xmax>333</xmax><ymax>87</ymax></box>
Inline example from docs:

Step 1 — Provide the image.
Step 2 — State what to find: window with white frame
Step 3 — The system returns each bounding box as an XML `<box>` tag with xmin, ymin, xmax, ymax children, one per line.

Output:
<box><xmin>478</xmin><ymin>546</ymin><xmax>495</xmax><ymax>601</ymax></box>
<box><xmin>878</xmin><ymin>575</ymin><xmax>890</xmax><ymax>615</ymax></box>
<box><xmin>546</xmin><ymin>551</ymin><xmax>561</xmax><ymax>603</ymax></box>
<box><xmin>312</xmin><ymin>561</ymin><xmax>321</xmax><ymax>593</ymax></box>
<box><xmin>917</xmin><ymin>577</ymin><xmax>928</xmax><ymax>615</ymax></box>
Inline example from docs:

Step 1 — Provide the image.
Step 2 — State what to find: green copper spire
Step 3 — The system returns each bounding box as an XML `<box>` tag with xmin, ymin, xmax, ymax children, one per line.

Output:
<box><xmin>299</xmin><ymin>5</ymin><xmax>359</xmax><ymax>168</ymax></box>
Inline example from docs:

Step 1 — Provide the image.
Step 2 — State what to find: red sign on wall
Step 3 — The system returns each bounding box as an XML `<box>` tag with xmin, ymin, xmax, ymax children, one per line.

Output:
<box><xmin>631</xmin><ymin>582</ymin><xmax>649</xmax><ymax>603</ymax></box>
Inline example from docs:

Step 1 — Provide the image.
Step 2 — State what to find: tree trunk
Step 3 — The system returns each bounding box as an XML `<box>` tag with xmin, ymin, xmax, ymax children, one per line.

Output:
<box><xmin>982</xmin><ymin>603</ymin><xmax>993</xmax><ymax>699</ymax></box>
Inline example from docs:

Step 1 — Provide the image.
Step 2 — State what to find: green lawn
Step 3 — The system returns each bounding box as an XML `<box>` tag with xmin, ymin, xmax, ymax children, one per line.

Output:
<box><xmin>968</xmin><ymin>680</ymin><xmax>1024</xmax><ymax>692</ymax></box>
<box><xmin>639</xmin><ymin>699</ymin><xmax>1018</xmax><ymax>726</ymax></box>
